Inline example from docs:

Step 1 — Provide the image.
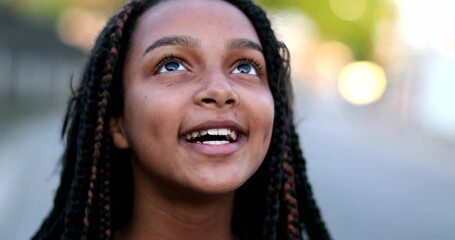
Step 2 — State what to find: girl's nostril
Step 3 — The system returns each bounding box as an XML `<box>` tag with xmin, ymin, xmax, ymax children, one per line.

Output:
<box><xmin>225</xmin><ymin>99</ymin><xmax>235</xmax><ymax>105</ymax></box>
<box><xmin>202</xmin><ymin>98</ymin><xmax>216</xmax><ymax>104</ymax></box>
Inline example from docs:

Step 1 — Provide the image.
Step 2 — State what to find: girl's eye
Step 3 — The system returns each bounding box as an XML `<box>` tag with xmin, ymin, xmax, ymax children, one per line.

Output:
<box><xmin>156</xmin><ymin>58</ymin><xmax>186</xmax><ymax>74</ymax></box>
<box><xmin>232</xmin><ymin>62</ymin><xmax>259</xmax><ymax>76</ymax></box>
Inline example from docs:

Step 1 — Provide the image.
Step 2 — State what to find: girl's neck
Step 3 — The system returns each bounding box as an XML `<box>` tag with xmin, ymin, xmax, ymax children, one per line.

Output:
<box><xmin>115</xmin><ymin>168</ymin><xmax>236</xmax><ymax>240</ymax></box>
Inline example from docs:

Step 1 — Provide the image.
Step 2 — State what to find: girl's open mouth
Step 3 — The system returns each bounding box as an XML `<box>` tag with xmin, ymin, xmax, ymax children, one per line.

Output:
<box><xmin>184</xmin><ymin>128</ymin><xmax>238</xmax><ymax>145</ymax></box>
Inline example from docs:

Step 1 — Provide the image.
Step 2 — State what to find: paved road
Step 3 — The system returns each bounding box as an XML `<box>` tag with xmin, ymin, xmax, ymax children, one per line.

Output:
<box><xmin>1</xmin><ymin>97</ymin><xmax>454</xmax><ymax>240</ymax></box>
<box><xmin>0</xmin><ymin>110</ymin><xmax>62</xmax><ymax>240</ymax></box>
<box><xmin>297</xmin><ymin>98</ymin><xmax>455</xmax><ymax>240</ymax></box>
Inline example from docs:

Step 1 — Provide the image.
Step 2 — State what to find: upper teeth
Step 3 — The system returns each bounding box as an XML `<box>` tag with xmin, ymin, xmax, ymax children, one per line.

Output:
<box><xmin>185</xmin><ymin>128</ymin><xmax>238</xmax><ymax>142</ymax></box>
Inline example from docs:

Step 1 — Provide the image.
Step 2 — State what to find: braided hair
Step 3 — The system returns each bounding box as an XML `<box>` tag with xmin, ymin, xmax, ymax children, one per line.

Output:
<box><xmin>33</xmin><ymin>0</ymin><xmax>331</xmax><ymax>239</ymax></box>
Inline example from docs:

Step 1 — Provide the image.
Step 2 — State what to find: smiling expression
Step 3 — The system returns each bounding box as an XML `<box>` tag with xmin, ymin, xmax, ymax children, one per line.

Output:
<box><xmin>112</xmin><ymin>0</ymin><xmax>274</xmax><ymax>195</ymax></box>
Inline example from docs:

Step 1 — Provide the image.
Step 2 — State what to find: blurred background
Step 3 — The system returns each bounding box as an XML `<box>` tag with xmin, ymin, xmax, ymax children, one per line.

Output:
<box><xmin>0</xmin><ymin>0</ymin><xmax>454</xmax><ymax>239</ymax></box>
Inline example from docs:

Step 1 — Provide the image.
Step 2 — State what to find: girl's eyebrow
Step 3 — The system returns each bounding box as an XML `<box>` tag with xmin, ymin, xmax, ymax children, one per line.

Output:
<box><xmin>143</xmin><ymin>35</ymin><xmax>263</xmax><ymax>56</ymax></box>
<box><xmin>143</xmin><ymin>35</ymin><xmax>201</xmax><ymax>56</ymax></box>
<box><xmin>226</xmin><ymin>38</ymin><xmax>263</xmax><ymax>53</ymax></box>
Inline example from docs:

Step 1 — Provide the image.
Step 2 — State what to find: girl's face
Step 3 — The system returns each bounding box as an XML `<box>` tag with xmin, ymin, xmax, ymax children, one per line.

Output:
<box><xmin>112</xmin><ymin>0</ymin><xmax>274</xmax><ymax>195</ymax></box>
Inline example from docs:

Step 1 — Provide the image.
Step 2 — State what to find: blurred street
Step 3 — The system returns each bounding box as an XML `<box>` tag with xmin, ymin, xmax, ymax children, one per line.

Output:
<box><xmin>0</xmin><ymin>107</ymin><xmax>63</xmax><ymax>240</ymax></box>
<box><xmin>296</xmin><ymin>96</ymin><xmax>455</xmax><ymax>240</ymax></box>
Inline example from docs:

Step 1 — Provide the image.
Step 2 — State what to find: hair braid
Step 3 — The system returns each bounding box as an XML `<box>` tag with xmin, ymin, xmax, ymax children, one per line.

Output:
<box><xmin>276</xmin><ymin>41</ymin><xmax>306</xmax><ymax>240</ymax></box>
<box><xmin>45</xmin><ymin>1</ymin><xmax>143</xmax><ymax>239</ymax></box>
<box><xmin>81</xmin><ymin>2</ymin><xmax>140</xmax><ymax>239</ymax></box>
<box><xmin>63</xmin><ymin>66</ymin><xmax>99</xmax><ymax>239</ymax></box>
<box><xmin>282</xmin><ymin>145</ymin><xmax>302</xmax><ymax>240</ymax></box>
<box><xmin>289</xmin><ymin>122</ymin><xmax>331</xmax><ymax>239</ymax></box>
<box><xmin>32</xmin><ymin>36</ymin><xmax>110</xmax><ymax>239</ymax></box>
<box><xmin>262</xmin><ymin>17</ymin><xmax>293</xmax><ymax>240</ymax></box>
<box><xmin>96</xmin><ymin>4</ymin><xmax>139</xmax><ymax>239</ymax></box>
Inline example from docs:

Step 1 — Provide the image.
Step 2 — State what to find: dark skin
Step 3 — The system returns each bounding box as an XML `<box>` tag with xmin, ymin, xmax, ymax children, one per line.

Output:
<box><xmin>111</xmin><ymin>0</ymin><xmax>274</xmax><ymax>239</ymax></box>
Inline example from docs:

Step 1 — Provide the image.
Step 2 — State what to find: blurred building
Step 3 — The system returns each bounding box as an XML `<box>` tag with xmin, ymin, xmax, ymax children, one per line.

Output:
<box><xmin>0</xmin><ymin>9</ymin><xmax>84</xmax><ymax>117</ymax></box>
<box><xmin>0</xmin><ymin>9</ymin><xmax>84</xmax><ymax>240</ymax></box>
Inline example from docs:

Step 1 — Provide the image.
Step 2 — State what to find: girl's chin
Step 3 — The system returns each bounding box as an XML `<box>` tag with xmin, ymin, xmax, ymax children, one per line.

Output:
<box><xmin>190</xmin><ymin>180</ymin><xmax>245</xmax><ymax>195</ymax></box>
<box><xmin>180</xmin><ymin>176</ymin><xmax>249</xmax><ymax>197</ymax></box>
<box><xmin>178</xmin><ymin>163</ymin><xmax>255</xmax><ymax>195</ymax></box>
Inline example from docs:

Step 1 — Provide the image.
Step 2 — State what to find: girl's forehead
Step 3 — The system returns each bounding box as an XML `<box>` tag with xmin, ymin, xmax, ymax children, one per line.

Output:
<box><xmin>131</xmin><ymin>0</ymin><xmax>261</xmax><ymax>48</ymax></box>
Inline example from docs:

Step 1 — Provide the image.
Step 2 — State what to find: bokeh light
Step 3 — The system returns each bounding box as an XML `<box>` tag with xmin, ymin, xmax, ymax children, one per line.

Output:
<box><xmin>315</xmin><ymin>41</ymin><xmax>354</xmax><ymax>80</ymax></box>
<box><xmin>56</xmin><ymin>7</ymin><xmax>107</xmax><ymax>52</ymax></box>
<box><xmin>338</xmin><ymin>61</ymin><xmax>387</xmax><ymax>105</ymax></box>
<box><xmin>329</xmin><ymin>0</ymin><xmax>367</xmax><ymax>21</ymax></box>
<box><xmin>271</xmin><ymin>11</ymin><xmax>318</xmax><ymax>79</ymax></box>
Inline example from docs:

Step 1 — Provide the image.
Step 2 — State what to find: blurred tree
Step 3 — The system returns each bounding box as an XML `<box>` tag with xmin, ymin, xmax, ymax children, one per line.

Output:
<box><xmin>3</xmin><ymin>0</ymin><xmax>397</xmax><ymax>60</ymax></box>
<box><xmin>256</xmin><ymin>0</ymin><xmax>397</xmax><ymax>60</ymax></box>
<box><xmin>2</xmin><ymin>0</ymin><xmax>123</xmax><ymax>22</ymax></box>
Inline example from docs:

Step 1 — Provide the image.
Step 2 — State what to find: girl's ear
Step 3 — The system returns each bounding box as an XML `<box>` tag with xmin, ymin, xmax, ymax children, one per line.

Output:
<box><xmin>110</xmin><ymin>117</ymin><xmax>129</xmax><ymax>149</ymax></box>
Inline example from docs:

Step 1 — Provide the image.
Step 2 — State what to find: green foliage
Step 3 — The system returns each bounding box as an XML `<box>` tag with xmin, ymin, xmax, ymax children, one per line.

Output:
<box><xmin>255</xmin><ymin>0</ymin><xmax>397</xmax><ymax>60</ymax></box>
<box><xmin>6</xmin><ymin>0</ymin><xmax>396</xmax><ymax>61</ymax></box>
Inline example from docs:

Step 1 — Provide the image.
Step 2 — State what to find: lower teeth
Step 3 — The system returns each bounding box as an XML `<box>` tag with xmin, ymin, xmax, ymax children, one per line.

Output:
<box><xmin>199</xmin><ymin>140</ymin><xmax>229</xmax><ymax>145</ymax></box>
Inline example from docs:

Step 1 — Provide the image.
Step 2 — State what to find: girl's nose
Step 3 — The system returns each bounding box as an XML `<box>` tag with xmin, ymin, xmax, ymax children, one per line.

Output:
<box><xmin>194</xmin><ymin>72</ymin><xmax>239</xmax><ymax>109</ymax></box>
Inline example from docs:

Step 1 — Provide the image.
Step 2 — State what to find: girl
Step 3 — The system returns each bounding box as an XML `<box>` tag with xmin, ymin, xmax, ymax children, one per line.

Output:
<box><xmin>33</xmin><ymin>0</ymin><xmax>331</xmax><ymax>239</ymax></box>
